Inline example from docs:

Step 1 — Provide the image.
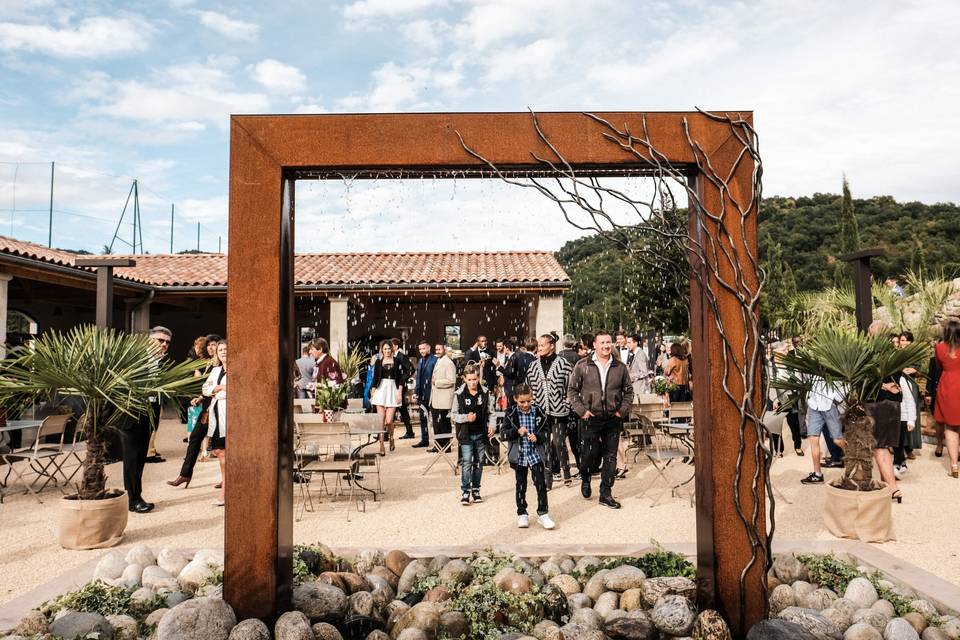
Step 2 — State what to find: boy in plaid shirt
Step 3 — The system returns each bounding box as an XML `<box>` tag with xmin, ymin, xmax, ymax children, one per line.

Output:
<box><xmin>501</xmin><ymin>383</ymin><xmax>556</xmax><ymax>529</ymax></box>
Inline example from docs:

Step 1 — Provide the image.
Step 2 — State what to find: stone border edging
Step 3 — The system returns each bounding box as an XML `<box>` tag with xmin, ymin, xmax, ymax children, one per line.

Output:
<box><xmin>2</xmin><ymin>540</ymin><xmax>958</xmax><ymax>633</ymax></box>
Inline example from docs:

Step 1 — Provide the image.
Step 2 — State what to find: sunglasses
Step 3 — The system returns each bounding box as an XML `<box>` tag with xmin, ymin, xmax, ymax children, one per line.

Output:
<box><xmin>154</xmin><ymin>338</ymin><xmax>171</xmax><ymax>344</ymax></box>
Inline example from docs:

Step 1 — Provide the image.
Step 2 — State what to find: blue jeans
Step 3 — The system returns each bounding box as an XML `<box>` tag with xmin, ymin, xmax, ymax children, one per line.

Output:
<box><xmin>460</xmin><ymin>434</ymin><xmax>484</xmax><ymax>494</ymax></box>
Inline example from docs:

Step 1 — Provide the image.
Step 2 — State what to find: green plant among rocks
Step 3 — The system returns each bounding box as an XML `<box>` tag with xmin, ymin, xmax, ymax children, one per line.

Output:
<box><xmin>443</xmin><ymin>580</ymin><xmax>545</xmax><ymax>640</ymax></box>
<box><xmin>38</xmin><ymin>579</ymin><xmax>168</xmax><ymax>636</ymax></box>
<box><xmin>797</xmin><ymin>553</ymin><xmax>916</xmax><ymax>617</ymax></box>
<box><xmin>292</xmin><ymin>542</ymin><xmax>352</xmax><ymax>585</ymax></box>
<box><xmin>572</xmin><ymin>541</ymin><xmax>696</xmax><ymax>582</ymax></box>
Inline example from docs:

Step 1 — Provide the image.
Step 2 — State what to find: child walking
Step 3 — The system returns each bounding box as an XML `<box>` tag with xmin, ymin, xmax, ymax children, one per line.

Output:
<box><xmin>502</xmin><ymin>384</ymin><xmax>556</xmax><ymax>529</ymax></box>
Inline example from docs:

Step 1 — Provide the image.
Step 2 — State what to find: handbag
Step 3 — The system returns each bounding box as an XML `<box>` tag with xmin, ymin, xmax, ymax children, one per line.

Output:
<box><xmin>186</xmin><ymin>404</ymin><xmax>203</xmax><ymax>433</ymax></box>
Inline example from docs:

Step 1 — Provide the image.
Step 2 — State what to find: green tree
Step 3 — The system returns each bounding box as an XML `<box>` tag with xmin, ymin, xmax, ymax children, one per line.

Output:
<box><xmin>838</xmin><ymin>175</ymin><xmax>861</xmax><ymax>255</ymax></box>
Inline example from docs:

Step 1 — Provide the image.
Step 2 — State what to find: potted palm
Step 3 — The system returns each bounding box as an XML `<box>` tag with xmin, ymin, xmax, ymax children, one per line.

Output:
<box><xmin>773</xmin><ymin>328</ymin><xmax>928</xmax><ymax>541</ymax></box>
<box><xmin>0</xmin><ymin>326</ymin><xmax>201</xmax><ymax>549</ymax></box>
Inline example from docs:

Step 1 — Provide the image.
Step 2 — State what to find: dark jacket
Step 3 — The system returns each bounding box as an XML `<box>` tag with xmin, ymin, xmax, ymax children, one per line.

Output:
<box><xmin>371</xmin><ymin>358</ymin><xmax>406</xmax><ymax>389</ymax></box>
<box><xmin>504</xmin><ymin>350</ymin><xmax>535</xmax><ymax>389</ymax></box>
<box><xmin>466</xmin><ymin>346</ymin><xmax>498</xmax><ymax>390</ymax></box>
<box><xmin>415</xmin><ymin>354</ymin><xmax>438</xmax><ymax>404</ymax></box>
<box><xmin>568</xmin><ymin>355</ymin><xmax>634</xmax><ymax>420</ymax></box>
<box><xmin>558</xmin><ymin>348</ymin><xmax>581</xmax><ymax>367</ymax></box>
<box><xmin>501</xmin><ymin>404</ymin><xmax>549</xmax><ymax>467</ymax></box>
<box><xmin>450</xmin><ymin>384</ymin><xmax>496</xmax><ymax>443</ymax></box>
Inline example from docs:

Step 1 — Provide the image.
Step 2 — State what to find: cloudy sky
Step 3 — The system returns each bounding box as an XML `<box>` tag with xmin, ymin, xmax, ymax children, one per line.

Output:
<box><xmin>0</xmin><ymin>0</ymin><xmax>957</xmax><ymax>254</ymax></box>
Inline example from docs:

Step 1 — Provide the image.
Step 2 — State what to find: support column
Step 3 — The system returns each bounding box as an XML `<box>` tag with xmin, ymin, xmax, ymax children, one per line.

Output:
<box><xmin>0</xmin><ymin>274</ymin><xmax>12</xmax><ymax>358</ymax></box>
<box><xmin>329</xmin><ymin>297</ymin><xmax>349</xmax><ymax>356</ymax></box>
<box><xmin>533</xmin><ymin>294</ymin><xmax>564</xmax><ymax>339</ymax></box>
<box><xmin>131</xmin><ymin>300</ymin><xmax>152</xmax><ymax>334</ymax></box>
<box><xmin>75</xmin><ymin>258</ymin><xmax>136</xmax><ymax>329</ymax></box>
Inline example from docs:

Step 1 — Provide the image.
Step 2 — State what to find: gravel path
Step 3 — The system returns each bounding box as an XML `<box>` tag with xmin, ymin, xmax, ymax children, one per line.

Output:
<box><xmin>1</xmin><ymin>418</ymin><xmax>958</xmax><ymax>605</ymax></box>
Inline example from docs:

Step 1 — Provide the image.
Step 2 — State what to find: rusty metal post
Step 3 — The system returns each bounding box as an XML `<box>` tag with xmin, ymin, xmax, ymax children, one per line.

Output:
<box><xmin>839</xmin><ymin>248</ymin><xmax>884</xmax><ymax>333</ymax></box>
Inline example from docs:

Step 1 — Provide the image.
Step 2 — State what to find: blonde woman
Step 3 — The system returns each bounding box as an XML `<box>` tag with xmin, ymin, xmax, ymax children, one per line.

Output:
<box><xmin>370</xmin><ymin>340</ymin><xmax>405</xmax><ymax>455</ymax></box>
<box><xmin>203</xmin><ymin>341</ymin><xmax>228</xmax><ymax>506</ymax></box>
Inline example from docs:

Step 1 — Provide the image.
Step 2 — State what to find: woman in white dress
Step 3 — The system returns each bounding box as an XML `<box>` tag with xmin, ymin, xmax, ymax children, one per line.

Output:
<box><xmin>370</xmin><ymin>340</ymin><xmax>405</xmax><ymax>455</ymax></box>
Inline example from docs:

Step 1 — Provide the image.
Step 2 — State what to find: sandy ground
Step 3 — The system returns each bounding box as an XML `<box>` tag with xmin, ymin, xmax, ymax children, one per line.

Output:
<box><xmin>2</xmin><ymin>418</ymin><xmax>959</xmax><ymax>605</ymax></box>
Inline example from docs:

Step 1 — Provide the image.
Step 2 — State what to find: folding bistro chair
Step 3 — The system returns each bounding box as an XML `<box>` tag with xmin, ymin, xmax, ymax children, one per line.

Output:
<box><xmin>667</xmin><ymin>401</ymin><xmax>694</xmax><ymax>422</ymax></box>
<box><xmin>635</xmin><ymin>418</ymin><xmax>694</xmax><ymax>507</ymax></box>
<box><xmin>1</xmin><ymin>414</ymin><xmax>70</xmax><ymax>503</ymax></box>
<box><xmin>54</xmin><ymin>418</ymin><xmax>86</xmax><ymax>489</ymax></box>
<box><xmin>293</xmin><ymin>399</ymin><xmax>313</xmax><ymax>414</ymax></box>
<box><xmin>294</xmin><ymin>414</ymin><xmax>361</xmax><ymax>521</ymax></box>
<box><xmin>422</xmin><ymin>413</ymin><xmax>457</xmax><ymax>476</ymax></box>
<box><xmin>625</xmin><ymin>403</ymin><xmax>666</xmax><ymax>462</ymax></box>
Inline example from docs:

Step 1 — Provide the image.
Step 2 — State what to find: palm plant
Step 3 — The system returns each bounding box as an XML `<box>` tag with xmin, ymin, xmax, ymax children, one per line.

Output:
<box><xmin>0</xmin><ymin>326</ymin><xmax>202</xmax><ymax>500</ymax></box>
<box><xmin>772</xmin><ymin>328</ymin><xmax>929</xmax><ymax>490</ymax></box>
<box><xmin>336</xmin><ymin>345</ymin><xmax>366</xmax><ymax>387</ymax></box>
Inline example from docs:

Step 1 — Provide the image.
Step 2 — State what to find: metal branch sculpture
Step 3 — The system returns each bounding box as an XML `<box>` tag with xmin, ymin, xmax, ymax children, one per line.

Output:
<box><xmin>457</xmin><ymin>109</ymin><xmax>772</xmax><ymax>628</ymax></box>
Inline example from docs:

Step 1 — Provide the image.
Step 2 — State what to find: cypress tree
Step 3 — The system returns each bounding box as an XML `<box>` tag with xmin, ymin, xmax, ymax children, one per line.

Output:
<box><xmin>838</xmin><ymin>175</ymin><xmax>861</xmax><ymax>254</ymax></box>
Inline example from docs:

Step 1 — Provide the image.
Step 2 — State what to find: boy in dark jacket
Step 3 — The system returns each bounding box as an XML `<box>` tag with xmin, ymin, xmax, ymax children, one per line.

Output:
<box><xmin>450</xmin><ymin>364</ymin><xmax>497</xmax><ymax>505</ymax></box>
<box><xmin>501</xmin><ymin>384</ymin><xmax>556</xmax><ymax>529</ymax></box>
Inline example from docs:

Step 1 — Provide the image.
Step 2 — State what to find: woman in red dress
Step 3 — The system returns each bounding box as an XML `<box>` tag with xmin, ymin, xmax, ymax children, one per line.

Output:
<box><xmin>934</xmin><ymin>319</ymin><xmax>960</xmax><ymax>478</ymax></box>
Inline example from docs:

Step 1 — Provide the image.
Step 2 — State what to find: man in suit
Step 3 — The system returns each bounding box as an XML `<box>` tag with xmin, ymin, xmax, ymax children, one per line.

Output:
<box><xmin>295</xmin><ymin>346</ymin><xmax>315</xmax><ymax>399</ymax></box>
<box><xmin>121</xmin><ymin>326</ymin><xmax>171</xmax><ymax>513</ymax></box>
<box><xmin>412</xmin><ymin>340</ymin><xmax>438</xmax><ymax>448</ymax></box>
<box><xmin>466</xmin><ymin>335</ymin><xmax>498</xmax><ymax>392</ymax></box>
<box><xmin>430</xmin><ymin>344</ymin><xmax>457</xmax><ymax>444</ymax></box>
<box><xmin>615</xmin><ymin>331</ymin><xmax>631</xmax><ymax>363</ymax></box>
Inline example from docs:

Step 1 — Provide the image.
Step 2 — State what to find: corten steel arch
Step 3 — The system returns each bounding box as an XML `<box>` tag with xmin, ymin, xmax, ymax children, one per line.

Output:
<box><xmin>225</xmin><ymin>112</ymin><xmax>767</xmax><ymax>634</ymax></box>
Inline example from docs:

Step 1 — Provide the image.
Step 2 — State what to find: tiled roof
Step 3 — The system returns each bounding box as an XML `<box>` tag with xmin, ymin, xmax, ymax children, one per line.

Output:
<box><xmin>0</xmin><ymin>235</ymin><xmax>569</xmax><ymax>289</ymax></box>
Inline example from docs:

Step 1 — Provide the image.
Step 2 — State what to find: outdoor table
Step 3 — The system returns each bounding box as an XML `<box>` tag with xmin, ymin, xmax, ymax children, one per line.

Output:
<box><xmin>341</xmin><ymin>414</ymin><xmax>387</xmax><ymax>500</ymax></box>
<box><xmin>658</xmin><ymin>421</ymin><xmax>696</xmax><ymax>491</ymax></box>
<box><xmin>0</xmin><ymin>420</ymin><xmax>44</xmax><ymax>502</ymax></box>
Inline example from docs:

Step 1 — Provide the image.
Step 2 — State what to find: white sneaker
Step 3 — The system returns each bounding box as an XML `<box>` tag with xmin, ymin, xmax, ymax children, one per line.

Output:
<box><xmin>893</xmin><ymin>465</ymin><xmax>903</xmax><ymax>480</ymax></box>
<box><xmin>517</xmin><ymin>514</ymin><xmax>529</xmax><ymax>528</ymax></box>
<box><xmin>538</xmin><ymin>513</ymin><xmax>556</xmax><ymax>530</ymax></box>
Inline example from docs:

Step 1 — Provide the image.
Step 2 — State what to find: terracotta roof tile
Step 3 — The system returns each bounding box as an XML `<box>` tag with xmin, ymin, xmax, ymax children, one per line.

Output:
<box><xmin>0</xmin><ymin>236</ymin><xmax>569</xmax><ymax>289</ymax></box>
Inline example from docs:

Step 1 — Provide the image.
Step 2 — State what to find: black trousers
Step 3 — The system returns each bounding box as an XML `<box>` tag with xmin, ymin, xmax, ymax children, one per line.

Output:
<box><xmin>119</xmin><ymin>424</ymin><xmax>150</xmax><ymax>505</ymax></box>
<box><xmin>566</xmin><ymin>414</ymin><xmax>582</xmax><ymax>472</ymax></box>
<box><xmin>548</xmin><ymin>416</ymin><xmax>573</xmax><ymax>480</ymax></box>
<box><xmin>398</xmin><ymin>394</ymin><xmax>413</xmax><ymax>436</ymax></box>
<box><xmin>786</xmin><ymin>411</ymin><xmax>803</xmax><ymax>450</ymax></box>
<box><xmin>515</xmin><ymin>462</ymin><xmax>548</xmax><ymax>516</ymax></box>
<box><xmin>581</xmin><ymin>417</ymin><xmax>622</xmax><ymax>498</ymax></box>
<box><xmin>431</xmin><ymin>409</ymin><xmax>451</xmax><ymax>436</ymax></box>
<box><xmin>179</xmin><ymin>421</ymin><xmax>208</xmax><ymax>478</ymax></box>
<box><xmin>417</xmin><ymin>404</ymin><xmax>430</xmax><ymax>445</ymax></box>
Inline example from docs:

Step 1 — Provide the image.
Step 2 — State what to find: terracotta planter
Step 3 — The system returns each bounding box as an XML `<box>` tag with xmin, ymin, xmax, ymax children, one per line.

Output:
<box><xmin>823</xmin><ymin>482</ymin><xmax>893</xmax><ymax>543</ymax></box>
<box><xmin>59</xmin><ymin>491</ymin><xmax>128</xmax><ymax>550</ymax></box>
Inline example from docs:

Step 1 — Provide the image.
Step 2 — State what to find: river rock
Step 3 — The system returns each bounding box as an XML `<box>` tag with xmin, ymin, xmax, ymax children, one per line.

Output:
<box><xmin>604</xmin><ymin>608</ymin><xmax>654</xmax><ymax>639</ymax></box>
<box><xmin>885</xmin><ymin>618</ymin><xmax>921</xmax><ymax>640</ymax></box>
<box><xmin>125</xmin><ymin>544</ymin><xmax>156</xmax><ymax>567</ymax></box>
<box><xmin>778</xmin><ymin>606</ymin><xmax>842</xmax><ymax>640</ymax></box>
<box><xmin>142</xmin><ymin>565</ymin><xmax>177</xmax><ymax>590</ymax></box>
<box><xmin>353</xmin><ymin>549</ymin><xmax>385</xmax><ymax>576</ymax></box>
<box><xmin>155</xmin><ymin>597</ymin><xmax>236</xmax><ymax>640</ymax></box>
<box><xmin>651</xmin><ymin>595</ymin><xmax>696</xmax><ymax>636</ymax></box>
<box><xmin>292</xmin><ymin>581</ymin><xmax>348</xmax><ymax>622</ymax></box>
<box><xmin>567</xmin><ymin>607</ymin><xmax>601</xmax><ymax>630</ymax></box>
<box><xmin>693</xmin><ymin>609</ymin><xmax>732</xmax><ymax>640</ymax></box>
<box><xmin>845</xmin><ymin>579</ymin><xmax>880</xmax><ymax>609</ymax></box>
<box><xmin>568</xmin><ymin>592</ymin><xmax>592</xmax><ymax>610</ymax></box>
<box><xmin>368</xmin><ymin>632</ymin><xmax>391</xmax><ymax>640</ymax></box>
<box><xmin>550</xmin><ymin>574</ymin><xmax>581</xmax><ymax>595</ymax></box>
<box><xmin>438</xmin><ymin>559</ymin><xmax>472</xmax><ymax>586</ymax></box>
<box><xmin>93</xmin><ymin>552</ymin><xmax>128</xmax><ymax>582</ymax></box>
<box><xmin>558</xmin><ymin>623</ymin><xmax>605</xmax><ymax>640</ymax></box>
<box><xmin>619</xmin><ymin>588</ymin><xmax>643</xmax><ymax>612</ymax></box>
<box><xmin>901</xmin><ymin>613</ymin><xmax>926</xmax><ymax>634</ymax></box>
<box><xmin>872</xmin><ymin>600</ymin><xmax>896</xmax><ymax>618</ymax></box>
<box><xmin>385</xmin><ymin>550</ymin><xmax>411</xmax><ymax>577</ymax></box>
<box><xmin>822</xmin><ymin>607</ymin><xmax>852</xmax><ymax>631</ymax></box>
<box><xmin>397</xmin><ymin>560</ymin><xmax>430</xmax><ymax>597</ymax></box>
<box><xmin>532</xmin><ymin>619</ymin><xmax>560</xmax><ymax>639</ymax></box>
<box><xmin>641</xmin><ymin>576</ymin><xmax>697</xmax><ymax>608</ymax></box>
<box><xmin>178</xmin><ymin>557</ymin><xmax>220</xmax><ymax>592</ymax></box>
<box><xmin>318</xmin><ymin>572</ymin><xmax>347</xmax><ymax>592</ymax></box>
<box><xmin>834</xmin><ymin>599</ymin><xmax>859</xmax><ymax>617</ymax></box>
<box><xmin>921</xmin><ymin>629</ymin><xmax>950</xmax><ymax>640</ymax></box>
<box><xmin>228</xmin><ymin>618</ymin><xmax>271</xmax><ymax>640</ymax></box>
<box><xmin>805</xmin><ymin>589</ymin><xmax>839</xmax><ymax>611</ymax></box>
<box><xmin>584</xmin><ymin>570</ymin><xmax>610</xmax><ymax>601</ymax></box>
<box><xmin>372</xmin><ymin>565</ymin><xmax>401</xmax><ymax>591</ymax></box>
<box><xmin>560</xmin><ymin>558</ymin><xmax>576</xmax><ymax>574</ymax></box>
<box><xmin>747</xmin><ymin>619</ymin><xmax>819</xmax><ymax>639</ymax></box>
<box><xmin>157</xmin><ymin>548</ymin><xmax>191</xmax><ymax>576</ymax></box>
<box><xmin>853</xmin><ymin>608</ymin><xmax>891</xmax><ymax>633</ymax></box>
<box><xmin>351</xmin><ymin>590</ymin><xmax>376</xmax><ymax>617</ymax></box>
<box><xmin>146</xmin><ymin>608</ymin><xmax>169</xmax><ymax>626</ymax></box>
<box><xmin>338</xmin><ymin>572</ymin><xmax>371</xmax><ymax>594</ymax></box>
<box><xmin>771</xmin><ymin>585</ymin><xmax>798</xmax><ymax>615</ymax></box>
<box><xmin>540</xmin><ymin>562</ymin><xmax>562</xmax><ymax>579</ymax></box>
<box><xmin>165</xmin><ymin>590</ymin><xmax>190</xmax><ymax>608</ymax></box>
<box><xmin>910</xmin><ymin>600</ymin><xmax>938</xmax><ymax>619</ymax></box>
<box><xmin>391</xmin><ymin>602</ymin><xmax>441</xmax><ymax>639</ymax></box>
<box><xmin>50</xmin><ymin>611</ymin><xmax>115</xmax><ymax>639</ymax></box>
<box><xmin>106</xmin><ymin>614</ymin><xmax>138</xmax><ymax>640</ymax></box>
<box><xmin>396</xmin><ymin>629</ymin><xmax>428</xmax><ymax>640</ymax></box>
<box><xmin>593</xmin><ymin>591</ymin><xmax>620</xmax><ymax>618</ymax></box>
<box><xmin>843</xmin><ymin>623</ymin><xmax>882</xmax><ymax>640</ymax></box>
<box><xmin>427</xmin><ymin>554</ymin><xmax>450</xmax><ymax>573</ymax></box>
<box><xmin>604</xmin><ymin>565</ymin><xmax>646</xmax><ymax>592</ymax></box>
<box><xmin>795</xmin><ymin>582</ymin><xmax>817</xmax><ymax>599</ymax></box>
<box><xmin>311</xmin><ymin>622</ymin><xmax>344</xmax><ymax>640</ymax></box>
<box><xmin>14</xmin><ymin>611</ymin><xmax>48</xmax><ymax>636</ymax></box>
<box><xmin>440</xmin><ymin>611</ymin><xmax>469</xmax><ymax>639</ymax></box>
<box><xmin>774</xmin><ymin>554</ymin><xmax>806</xmax><ymax>584</ymax></box>
<box><xmin>498</xmin><ymin>570</ymin><xmax>533</xmax><ymax>595</ymax></box>
<box><xmin>368</xmin><ymin>577</ymin><xmax>396</xmax><ymax>610</ymax></box>
<box><xmin>576</xmin><ymin>556</ymin><xmax>602</xmax><ymax>573</ymax></box>
<box><xmin>130</xmin><ymin>586</ymin><xmax>156</xmax><ymax>604</ymax></box>
<box><xmin>119</xmin><ymin>562</ymin><xmax>144</xmax><ymax>586</ymax></box>
<box><xmin>274</xmin><ymin>611</ymin><xmax>313</xmax><ymax>640</ymax></box>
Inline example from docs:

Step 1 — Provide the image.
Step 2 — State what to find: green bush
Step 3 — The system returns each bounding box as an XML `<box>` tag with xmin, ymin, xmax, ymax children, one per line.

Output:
<box><xmin>38</xmin><ymin>579</ymin><xmax>168</xmax><ymax>636</ymax></box>
<box><xmin>572</xmin><ymin>541</ymin><xmax>695</xmax><ymax>582</ymax></box>
<box><xmin>796</xmin><ymin>554</ymin><xmax>916</xmax><ymax>618</ymax></box>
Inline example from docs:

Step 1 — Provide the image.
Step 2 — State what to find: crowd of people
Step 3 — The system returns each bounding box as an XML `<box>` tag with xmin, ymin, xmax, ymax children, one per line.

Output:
<box><xmin>766</xmin><ymin>319</ymin><xmax>960</xmax><ymax>503</ymax></box>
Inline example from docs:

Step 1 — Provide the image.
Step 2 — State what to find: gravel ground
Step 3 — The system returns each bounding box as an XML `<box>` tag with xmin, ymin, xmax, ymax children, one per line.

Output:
<box><xmin>1</xmin><ymin>418</ymin><xmax>958</xmax><ymax>605</ymax></box>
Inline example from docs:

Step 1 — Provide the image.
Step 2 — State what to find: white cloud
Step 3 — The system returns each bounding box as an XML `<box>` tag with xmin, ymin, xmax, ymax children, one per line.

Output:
<box><xmin>401</xmin><ymin>19</ymin><xmax>448</xmax><ymax>52</ymax></box>
<box><xmin>338</xmin><ymin>60</ymin><xmax>463</xmax><ymax>111</ymax></box>
<box><xmin>194</xmin><ymin>10</ymin><xmax>259</xmax><ymax>41</ymax></box>
<box><xmin>484</xmin><ymin>38</ymin><xmax>565</xmax><ymax>83</ymax></box>
<box><xmin>0</xmin><ymin>15</ymin><xmax>154</xmax><ymax>58</ymax></box>
<box><xmin>249</xmin><ymin>59</ymin><xmax>307</xmax><ymax>94</ymax></box>
<box><xmin>343</xmin><ymin>0</ymin><xmax>446</xmax><ymax>21</ymax></box>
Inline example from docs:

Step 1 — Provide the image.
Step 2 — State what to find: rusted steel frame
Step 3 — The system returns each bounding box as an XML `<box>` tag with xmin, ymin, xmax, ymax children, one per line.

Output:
<box><xmin>225</xmin><ymin>111</ymin><xmax>765</xmax><ymax>631</ymax></box>
<box><xmin>690</xmin><ymin>133</ymin><xmax>768</xmax><ymax>635</ymax></box>
<box><xmin>225</xmin><ymin>121</ymin><xmax>294</xmax><ymax>622</ymax></box>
